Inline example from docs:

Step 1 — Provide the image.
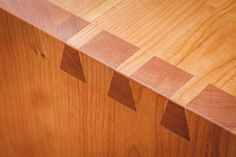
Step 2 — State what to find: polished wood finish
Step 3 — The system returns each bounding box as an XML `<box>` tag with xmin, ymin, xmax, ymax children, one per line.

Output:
<box><xmin>60</xmin><ymin>45</ymin><xmax>86</xmax><ymax>82</ymax></box>
<box><xmin>161</xmin><ymin>101</ymin><xmax>190</xmax><ymax>141</ymax></box>
<box><xmin>0</xmin><ymin>0</ymin><xmax>89</xmax><ymax>41</ymax></box>
<box><xmin>108</xmin><ymin>72</ymin><xmax>135</xmax><ymax>111</ymax></box>
<box><xmin>131</xmin><ymin>57</ymin><xmax>193</xmax><ymax>98</ymax></box>
<box><xmin>188</xmin><ymin>85</ymin><xmax>236</xmax><ymax>134</ymax></box>
<box><xmin>0</xmin><ymin>0</ymin><xmax>236</xmax><ymax>157</ymax></box>
<box><xmin>80</xmin><ymin>31</ymin><xmax>139</xmax><ymax>68</ymax></box>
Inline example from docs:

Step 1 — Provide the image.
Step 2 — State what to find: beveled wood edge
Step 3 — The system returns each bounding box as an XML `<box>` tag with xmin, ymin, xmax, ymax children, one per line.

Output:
<box><xmin>186</xmin><ymin>84</ymin><xmax>236</xmax><ymax>135</ymax></box>
<box><xmin>187</xmin><ymin>107</ymin><xmax>236</xmax><ymax>136</ymax></box>
<box><xmin>1</xmin><ymin>3</ymin><xmax>236</xmax><ymax>137</ymax></box>
<box><xmin>0</xmin><ymin>0</ymin><xmax>89</xmax><ymax>43</ymax></box>
<box><xmin>0</xmin><ymin>4</ymin><xmax>63</xmax><ymax>43</ymax></box>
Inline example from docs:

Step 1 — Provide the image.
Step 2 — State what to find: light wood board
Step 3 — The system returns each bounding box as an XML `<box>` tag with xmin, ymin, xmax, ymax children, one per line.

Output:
<box><xmin>0</xmin><ymin>0</ymin><xmax>236</xmax><ymax>156</ymax></box>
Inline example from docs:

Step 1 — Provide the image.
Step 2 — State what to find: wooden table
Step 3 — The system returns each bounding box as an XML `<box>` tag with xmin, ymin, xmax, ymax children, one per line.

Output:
<box><xmin>0</xmin><ymin>0</ymin><xmax>236</xmax><ymax>156</ymax></box>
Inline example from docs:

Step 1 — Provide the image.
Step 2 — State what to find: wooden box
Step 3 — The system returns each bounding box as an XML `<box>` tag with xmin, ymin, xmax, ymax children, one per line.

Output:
<box><xmin>0</xmin><ymin>0</ymin><xmax>236</xmax><ymax>157</ymax></box>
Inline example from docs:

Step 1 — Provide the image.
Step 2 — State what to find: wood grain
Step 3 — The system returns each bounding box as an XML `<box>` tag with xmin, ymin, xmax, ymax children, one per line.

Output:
<box><xmin>108</xmin><ymin>72</ymin><xmax>135</xmax><ymax>111</ymax></box>
<box><xmin>161</xmin><ymin>101</ymin><xmax>190</xmax><ymax>141</ymax></box>
<box><xmin>60</xmin><ymin>45</ymin><xmax>86</xmax><ymax>82</ymax></box>
<box><xmin>0</xmin><ymin>0</ymin><xmax>89</xmax><ymax>41</ymax></box>
<box><xmin>187</xmin><ymin>84</ymin><xmax>236</xmax><ymax>134</ymax></box>
<box><xmin>80</xmin><ymin>31</ymin><xmax>139</xmax><ymax>68</ymax></box>
<box><xmin>53</xmin><ymin>15</ymin><xmax>89</xmax><ymax>41</ymax></box>
<box><xmin>131</xmin><ymin>57</ymin><xmax>193</xmax><ymax>98</ymax></box>
<box><xmin>0</xmin><ymin>0</ymin><xmax>236</xmax><ymax>157</ymax></box>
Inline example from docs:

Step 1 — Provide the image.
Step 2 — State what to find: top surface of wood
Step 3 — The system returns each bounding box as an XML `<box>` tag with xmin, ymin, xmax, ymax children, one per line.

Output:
<box><xmin>0</xmin><ymin>0</ymin><xmax>236</xmax><ymax>134</ymax></box>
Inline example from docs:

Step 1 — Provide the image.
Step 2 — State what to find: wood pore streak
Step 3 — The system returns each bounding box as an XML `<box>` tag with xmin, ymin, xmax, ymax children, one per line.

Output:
<box><xmin>80</xmin><ymin>31</ymin><xmax>139</xmax><ymax>68</ymax></box>
<box><xmin>108</xmin><ymin>72</ymin><xmax>136</xmax><ymax>111</ymax></box>
<box><xmin>187</xmin><ymin>84</ymin><xmax>236</xmax><ymax>134</ymax></box>
<box><xmin>131</xmin><ymin>57</ymin><xmax>193</xmax><ymax>98</ymax></box>
<box><xmin>60</xmin><ymin>45</ymin><xmax>86</xmax><ymax>82</ymax></box>
<box><xmin>126</xmin><ymin>146</ymin><xmax>142</xmax><ymax>157</ymax></box>
<box><xmin>161</xmin><ymin>101</ymin><xmax>190</xmax><ymax>141</ymax></box>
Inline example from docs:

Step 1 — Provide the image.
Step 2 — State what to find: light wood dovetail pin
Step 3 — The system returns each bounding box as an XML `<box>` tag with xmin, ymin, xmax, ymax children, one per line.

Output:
<box><xmin>0</xmin><ymin>0</ymin><xmax>236</xmax><ymax>157</ymax></box>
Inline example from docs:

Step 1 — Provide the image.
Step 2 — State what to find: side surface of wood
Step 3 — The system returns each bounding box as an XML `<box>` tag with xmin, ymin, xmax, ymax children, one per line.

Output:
<box><xmin>0</xmin><ymin>0</ymin><xmax>236</xmax><ymax>135</ymax></box>
<box><xmin>0</xmin><ymin>7</ymin><xmax>236</xmax><ymax>157</ymax></box>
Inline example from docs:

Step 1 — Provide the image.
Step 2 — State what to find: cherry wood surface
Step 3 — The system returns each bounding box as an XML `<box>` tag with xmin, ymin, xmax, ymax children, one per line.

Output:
<box><xmin>0</xmin><ymin>0</ymin><xmax>236</xmax><ymax>157</ymax></box>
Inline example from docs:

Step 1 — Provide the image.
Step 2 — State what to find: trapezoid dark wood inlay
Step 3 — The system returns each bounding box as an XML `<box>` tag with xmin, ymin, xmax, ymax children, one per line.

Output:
<box><xmin>60</xmin><ymin>45</ymin><xmax>86</xmax><ymax>82</ymax></box>
<box><xmin>161</xmin><ymin>101</ymin><xmax>190</xmax><ymax>141</ymax></box>
<box><xmin>108</xmin><ymin>72</ymin><xmax>136</xmax><ymax>111</ymax></box>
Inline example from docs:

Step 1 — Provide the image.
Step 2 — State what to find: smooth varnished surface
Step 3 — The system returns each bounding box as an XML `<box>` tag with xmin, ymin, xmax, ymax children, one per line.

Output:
<box><xmin>0</xmin><ymin>0</ymin><xmax>89</xmax><ymax>41</ymax></box>
<box><xmin>47</xmin><ymin>0</ymin><xmax>236</xmax><ymax>135</ymax></box>
<box><xmin>131</xmin><ymin>57</ymin><xmax>193</xmax><ymax>98</ymax></box>
<box><xmin>80</xmin><ymin>31</ymin><xmax>139</xmax><ymax>68</ymax></box>
<box><xmin>187</xmin><ymin>85</ymin><xmax>236</xmax><ymax>134</ymax></box>
<box><xmin>60</xmin><ymin>45</ymin><xmax>86</xmax><ymax>82</ymax></box>
<box><xmin>161</xmin><ymin>101</ymin><xmax>190</xmax><ymax>141</ymax></box>
<box><xmin>0</xmin><ymin>0</ymin><xmax>236</xmax><ymax>156</ymax></box>
<box><xmin>108</xmin><ymin>72</ymin><xmax>135</xmax><ymax>111</ymax></box>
